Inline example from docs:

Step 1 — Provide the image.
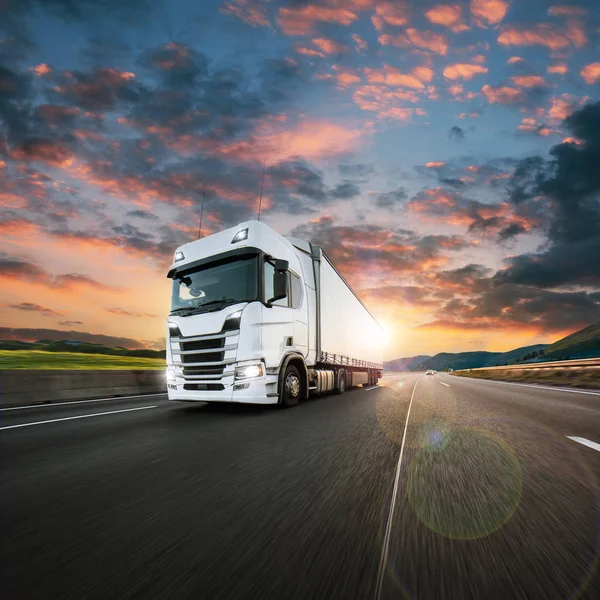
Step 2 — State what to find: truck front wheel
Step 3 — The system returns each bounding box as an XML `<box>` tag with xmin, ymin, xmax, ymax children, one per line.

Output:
<box><xmin>280</xmin><ymin>365</ymin><xmax>302</xmax><ymax>408</ymax></box>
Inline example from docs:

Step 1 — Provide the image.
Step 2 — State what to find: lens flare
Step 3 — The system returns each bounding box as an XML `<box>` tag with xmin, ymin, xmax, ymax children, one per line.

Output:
<box><xmin>406</xmin><ymin>426</ymin><xmax>523</xmax><ymax>540</ymax></box>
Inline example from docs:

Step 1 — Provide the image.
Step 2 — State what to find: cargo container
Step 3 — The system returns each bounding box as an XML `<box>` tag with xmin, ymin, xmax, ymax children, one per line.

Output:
<box><xmin>166</xmin><ymin>220</ymin><xmax>384</xmax><ymax>407</ymax></box>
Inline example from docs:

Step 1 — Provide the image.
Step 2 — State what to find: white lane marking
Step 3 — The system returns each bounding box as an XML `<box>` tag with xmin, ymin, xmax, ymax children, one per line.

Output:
<box><xmin>0</xmin><ymin>405</ymin><xmax>158</xmax><ymax>430</ymax></box>
<box><xmin>0</xmin><ymin>393</ymin><xmax>166</xmax><ymax>412</ymax></box>
<box><xmin>366</xmin><ymin>385</ymin><xmax>380</xmax><ymax>391</ymax></box>
<box><xmin>452</xmin><ymin>377</ymin><xmax>600</xmax><ymax>396</ymax></box>
<box><xmin>375</xmin><ymin>378</ymin><xmax>420</xmax><ymax>600</ymax></box>
<box><xmin>439</xmin><ymin>382</ymin><xmax>450</xmax><ymax>387</ymax></box>
<box><xmin>566</xmin><ymin>437</ymin><xmax>600</xmax><ymax>452</ymax></box>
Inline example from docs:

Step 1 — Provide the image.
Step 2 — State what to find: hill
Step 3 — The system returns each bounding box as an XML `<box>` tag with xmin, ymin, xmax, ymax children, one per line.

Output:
<box><xmin>531</xmin><ymin>321</ymin><xmax>600</xmax><ymax>362</ymax></box>
<box><xmin>416</xmin><ymin>351</ymin><xmax>501</xmax><ymax>371</ymax></box>
<box><xmin>384</xmin><ymin>355</ymin><xmax>431</xmax><ymax>371</ymax></box>
<box><xmin>385</xmin><ymin>344</ymin><xmax>549</xmax><ymax>372</ymax></box>
<box><xmin>0</xmin><ymin>339</ymin><xmax>166</xmax><ymax>359</ymax></box>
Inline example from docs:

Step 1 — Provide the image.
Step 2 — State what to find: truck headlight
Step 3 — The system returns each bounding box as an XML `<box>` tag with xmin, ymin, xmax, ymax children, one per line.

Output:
<box><xmin>235</xmin><ymin>363</ymin><xmax>263</xmax><ymax>380</ymax></box>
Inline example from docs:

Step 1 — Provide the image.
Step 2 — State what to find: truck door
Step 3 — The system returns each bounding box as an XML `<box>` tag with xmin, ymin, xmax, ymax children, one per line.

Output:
<box><xmin>262</xmin><ymin>261</ymin><xmax>295</xmax><ymax>368</ymax></box>
<box><xmin>289</xmin><ymin>271</ymin><xmax>308</xmax><ymax>357</ymax></box>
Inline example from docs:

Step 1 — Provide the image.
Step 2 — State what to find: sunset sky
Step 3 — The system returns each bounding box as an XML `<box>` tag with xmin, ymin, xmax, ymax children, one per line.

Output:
<box><xmin>1</xmin><ymin>0</ymin><xmax>599</xmax><ymax>359</ymax></box>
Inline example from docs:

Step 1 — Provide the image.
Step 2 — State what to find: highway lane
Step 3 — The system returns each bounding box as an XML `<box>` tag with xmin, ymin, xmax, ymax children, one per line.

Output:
<box><xmin>1</xmin><ymin>374</ymin><xmax>599</xmax><ymax>600</ymax></box>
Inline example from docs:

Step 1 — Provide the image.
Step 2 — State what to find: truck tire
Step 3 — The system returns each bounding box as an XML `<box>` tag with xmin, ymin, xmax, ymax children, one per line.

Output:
<box><xmin>280</xmin><ymin>365</ymin><xmax>302</xmax><ymax>408</ymax></box>
<box><xmin>334</xmin><ymin>370</ymin><xmax>346</xmax><ymax>395</ymax></box>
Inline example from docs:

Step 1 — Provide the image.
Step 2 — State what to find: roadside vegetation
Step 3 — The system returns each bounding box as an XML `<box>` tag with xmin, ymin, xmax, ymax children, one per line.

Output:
<box><xmin>453</xmin><ymin>367</ymin><xmax>600</xmax><ymax>389</ymax></box>
<box><xmin>0</xmin><ymin>350</ymin><xmax>165</xmax><ymax>370</ymax></box>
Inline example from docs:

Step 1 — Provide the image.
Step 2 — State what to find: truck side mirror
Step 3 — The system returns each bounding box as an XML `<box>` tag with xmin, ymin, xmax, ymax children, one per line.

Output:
<box><xmin>267</xmin><ymin>260</ymin><xmax>289</xmax><ymax>305</ymax></box>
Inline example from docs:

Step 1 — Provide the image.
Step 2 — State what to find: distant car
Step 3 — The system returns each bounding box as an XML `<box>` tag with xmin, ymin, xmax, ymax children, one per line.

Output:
<box><xmin>426</xmin><ymin>370</ymin><xmax>435</xmax><ymax>375</ymax></box>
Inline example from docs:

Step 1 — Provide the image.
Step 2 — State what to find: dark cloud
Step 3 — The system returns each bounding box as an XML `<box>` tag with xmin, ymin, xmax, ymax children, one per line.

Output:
<box><xmin>126</xmin><ymin>209</ymin><xmax>159</xmax><ymax>220</ymax></box>
<box><xmin>500</xmin><ymin>101</ymin><xmax>600</xmax><ymax>287</ymax></box>
<box><xmin>439</xmin><ymin>177</ymin><xmax>466</xmax><ymax>188</ymax></box>
<box><xmin>290</xmin><ymin>216</ymin><xmax>471</xmax><ymax>282</ymax></box>
<box><xmin>59</xmin><ymin>320</ymin><xmax>84</xmax><ymax>326</ymax></box>
<box><xmin>107</xmin><ymin>308</ymin><xmax>157</xmax><ymax>318</ymax></box>
<box><xmin>374</xmin><ymin>187</ymin><xmax>407</xmax><ymax>208</ymax></box>
<box><xmin>331</xmin><ymin>181</ymin><xmax>360</xmax><ymax>199</ymax></box>
<box><xmin>0</xmin><ymin>252</ymin><xmax>117</xmax><ymax>289</ymax></box>
<box><xmin>448</xmin><ymin>126</ymin><xmax>465</xmax><ymax>141</ymax></box>
<box><xmin>0</xmin><ymin>326</ymin><xmax>151</xmax><ymax>349</ymax></box>
<box><xmin>8</xmin><ymin>302</ymin><xmax>64</xmax><ymax>316</ymax></box>
<box><xmin>420</xmin><ymin>283</ymin><xmax>600</xmax><ymax>333</ymax></box>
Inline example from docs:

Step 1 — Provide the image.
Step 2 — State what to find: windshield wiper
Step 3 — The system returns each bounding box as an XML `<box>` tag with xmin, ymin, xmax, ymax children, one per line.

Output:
<box><xmin>169</xmin><ymin>307</ymin><xmax>197</xmax><ymax>315</ymax></box>
<box><xmin>169</xmin><ymin>299</ymin><xmax>243</xmax><ymax>317</ymax></box>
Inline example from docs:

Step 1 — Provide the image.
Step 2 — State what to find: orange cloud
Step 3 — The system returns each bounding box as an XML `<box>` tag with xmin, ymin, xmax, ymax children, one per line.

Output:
<box><xmin>443</xmin><ymin>63</ymin><xmax>488</xmax><ymax>80</ymax></box>
<box><xmin>507</xmin><ymin>56</ymin><xmax>523</xmax><ymax>64</ymax></box>
<box><xmin>353</xmin><ymin>85</ymin><xmax>420</xmax><ymax>120</ymax></box>
<box><xmin>351</xmin><ymin>33</ymin><xmax>368</xmax><ymax>51</ymax></box>
<box><xmin>425</xmin><ymin>4</ymin><xmax>469</xmax><ymax>32</ymax></box>
<box><xmin>29</xmin><ymin>63</ymin><xmax>51</xmax><ymax>76</ymax></box>
<box><xmin>517</xmin><ymin>118</ymin><xmax>555</xmax><ymax>136</ymax></box>
<box><xmin>547</xmin><ymin>63</ymin><xmax>568</xmax><ymax>74</ymax></box>
<box><xmin>481</xmin><ymin>84</ymin><xmax>522</xmax><ymax>104</ymax></box>
<box><xmin>223</xmin><ymin>119</ymin><xmax>363</xmax><ymax>163</ymax></box>
<box><xmin>548</xmin><ymin>94</ymin><xmax>588</xmax><ymax>121</ymax></box>
<box><xmin>312</xmin><ymin>37</ymin><xmax>349</xmax><ymax>54</ymax></box>
<box><xmin>333</xmin><ymin>65</ymin><xmax>361</xmax><ymax>86</ymax></box>
<box><xmin>296</xmin><ymin>47</ymin><xmax>326</xmax><ymax>58</ymax></box>
<box><xmin>221</xmin><ymin>0</ymin><xmax>270</xmax><ymax>28</ymax></box>
<box><xmin>379</xmin><ymin>28</ymin><xmax>448</xmax><ymax>55</ymax></box>
<box><xmin>425</xmin><ymin>161</ymin><xmax>446</xmax><ymax>168</ymax></box>
<box><xmin>371</xmin><ymin>1</ymin><xmax>409</xmax><ymax>31</ymax></box>
<box><xmin>471</xmin><ymin>0</ymin><xmax>509</xmax><ymax>27</ymax></box>
<box><xmin>511</xmin><ymin>75</ymin><xmax>546</xmax><ymax>87</ymax></box>
<box><xmin>498</xmin><ymin>22</ymin><xmax>587</xmax><ymax>51</ymax></box>
<box><xmin>278</xmin><ymin>5</ymin><xmax>358</xmax><ymax>35</ymax></box>
<box><xmin>364</xmin><ymin>65</ymin><xmax>433</xmax><ymax>89</ymax></box>
<box><xmin>580</xmin><ymin>62</ymin><xmax>600</xmax><ymax>84</ymax></box>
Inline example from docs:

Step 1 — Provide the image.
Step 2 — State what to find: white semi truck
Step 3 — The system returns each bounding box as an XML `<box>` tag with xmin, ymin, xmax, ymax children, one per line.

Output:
<box><xmin>166</xmin><ymin>220</ymin><xmax>383</xmax><ymax>407</ymax></box>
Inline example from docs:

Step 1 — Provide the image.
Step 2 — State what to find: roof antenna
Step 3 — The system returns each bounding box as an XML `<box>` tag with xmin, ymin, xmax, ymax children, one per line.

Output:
<box><xmin>257</xmin><ymin>161</ymin><xmax>266</xmax><ymax>221</ymax></box>
<box><xmin>197</xmin><ymin>185</ymin><xmax>206</xmax><ymax>239</ymax></box>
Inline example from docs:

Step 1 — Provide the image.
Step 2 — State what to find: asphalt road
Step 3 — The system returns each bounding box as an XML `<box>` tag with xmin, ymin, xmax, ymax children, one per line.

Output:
<box><xmin>1</xmin><ymin>374</ymin><xmax>599</xmax><ymax>600</ymax></box>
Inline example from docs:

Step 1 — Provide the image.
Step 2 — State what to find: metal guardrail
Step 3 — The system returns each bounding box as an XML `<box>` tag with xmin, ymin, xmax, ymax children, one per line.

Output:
<box><xmin>458</xmin><ymin>358</ymin><xmax>600</xmax><ymax>372</ymax></box>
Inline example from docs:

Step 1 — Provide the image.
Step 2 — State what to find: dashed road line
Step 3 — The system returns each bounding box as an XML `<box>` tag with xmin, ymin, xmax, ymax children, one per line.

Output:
<box><xmin>566</xmin><ymin>436</ymin><xmax>600</xmax><ymax>452</ymax></box>
<box><xmin>0</xmin><ymin>406</ymin><xmax>158</xmax><ymax>430</ymax></box>
<box><xmin>0</xmin><ymin>393</ymin><xmax>166</xmax><ymax>412</ymax></box>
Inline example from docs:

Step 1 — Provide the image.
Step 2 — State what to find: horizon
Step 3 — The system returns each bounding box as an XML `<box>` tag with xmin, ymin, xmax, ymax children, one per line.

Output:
<box><xmin>1</xmin><ymin>0</ymin><xmax>600</xmax><ymax>358</ymax></box>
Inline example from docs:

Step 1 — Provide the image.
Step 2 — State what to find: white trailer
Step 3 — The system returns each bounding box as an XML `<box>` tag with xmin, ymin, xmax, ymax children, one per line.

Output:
<box><xmin>166</xmin><ymin>220</ymin><xmax>383</xmax><ymax>407</ymax></box>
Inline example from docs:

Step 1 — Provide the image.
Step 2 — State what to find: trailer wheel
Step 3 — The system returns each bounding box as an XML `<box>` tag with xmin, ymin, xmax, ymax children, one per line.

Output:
<box><xmin>334</xmin><ymin>370</ymin><xmax>346</xmax><ymax>395</ymax></box>
<box><xmin>280</xmin><ymin>365</ymin><xmax>302</xmax><ymax>408</ymax></box>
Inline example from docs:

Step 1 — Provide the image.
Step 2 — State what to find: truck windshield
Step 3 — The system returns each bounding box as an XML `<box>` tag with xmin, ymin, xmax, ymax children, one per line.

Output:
<box><xmin>171</xmin><ymin>255</ymin><xmax>258</xmax><ymax>315</ymax></box>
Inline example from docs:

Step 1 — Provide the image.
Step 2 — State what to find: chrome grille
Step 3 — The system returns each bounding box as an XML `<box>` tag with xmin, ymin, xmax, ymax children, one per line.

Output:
<box><xmin>170</xmin><ymin>329</ymin><xmax>238</xmax><ymax>383</ymax></box>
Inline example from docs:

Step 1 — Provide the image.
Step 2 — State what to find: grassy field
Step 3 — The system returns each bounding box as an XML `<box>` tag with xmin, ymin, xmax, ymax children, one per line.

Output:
<box><xmin>0</xmin><ymin>350</ymin><xmax>165</xmax><ymax>370</ymax></box>
<box><xmin>453</xmin><ymin>367</ymin><xmax>600</xmax><ymax>389</ymax></box>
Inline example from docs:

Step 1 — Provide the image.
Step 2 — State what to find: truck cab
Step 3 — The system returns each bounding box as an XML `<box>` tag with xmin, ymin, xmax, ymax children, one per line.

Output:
<box><xmin>166</xmin><ymin>221</ymin><xmax>314</xmax><ymax>405</ymax></box>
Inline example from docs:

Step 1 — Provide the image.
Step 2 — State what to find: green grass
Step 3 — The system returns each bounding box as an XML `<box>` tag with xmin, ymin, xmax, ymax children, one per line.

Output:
<box><xmin>0</xmin><ymin>350</ymin><xmax>166</xmax><ymax>370</ymax></box>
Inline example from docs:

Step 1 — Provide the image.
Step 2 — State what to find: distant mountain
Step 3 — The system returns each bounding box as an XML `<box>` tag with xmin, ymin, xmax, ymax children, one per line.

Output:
<box><xmin>384</xmin><ymin>355</ymin><xmax>431</xmax><ymax>371</ymax></box>
<box><xmin>0</xmin><ymin>339</ymin><xmax>166</xmax><ymax>359</ymax></box>
<box><xmin>525</xmin><ymin>321</ymin><xmax>600</xmax><ymax>362</ymax></box>
<box><xmin>385</xmin><ymin>344</ymin><xmax>548</xmax><ymax>372</ymax></box>
<box><xmin>416</xmin><ymin>351</ymin><xmax>501</xmax><ymax>371</ymax></box>
<box><xmin>492</xmin><ymin>344</ymin><xmax>548</xmax><ymax>366</ymax></box>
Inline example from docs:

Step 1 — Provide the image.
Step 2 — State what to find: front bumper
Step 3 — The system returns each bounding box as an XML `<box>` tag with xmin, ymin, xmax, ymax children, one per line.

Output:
<box><xmin>167</xmin><ymin>374</ymin><xmax>279</xmax><ymax>405</ymax></box>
